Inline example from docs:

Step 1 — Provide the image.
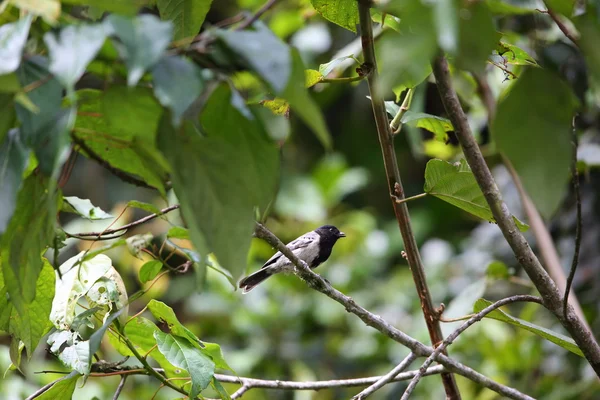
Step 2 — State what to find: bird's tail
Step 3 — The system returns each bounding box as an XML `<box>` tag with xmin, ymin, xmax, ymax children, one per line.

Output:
<box><xmin>239</xmin><ymin>269</ymin><xmax>272</xmax><ymax>293</ymax></box>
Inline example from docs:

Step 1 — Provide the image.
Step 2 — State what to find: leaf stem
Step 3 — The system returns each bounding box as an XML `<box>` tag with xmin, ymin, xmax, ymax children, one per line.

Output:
<box><xmin>321</xmin><ymin>75</ymin><xmax>365</xmax><ymax>84</ymax></box>
<box><xmin>392</xmin><ymin>192</ymin><xmax>427</xmax><ymax>205</ymax></box>
<box><xmin>390</xmin><ymin>89</ymin><xmax>414</xmax><ymax>134</ymax></box>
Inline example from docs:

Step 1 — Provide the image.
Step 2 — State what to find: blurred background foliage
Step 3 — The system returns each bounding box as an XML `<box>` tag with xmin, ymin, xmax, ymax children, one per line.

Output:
<box><xmin>3</xmin><ymin>0</ymin><xmax>600</xmax><ymax>399</ymax></box>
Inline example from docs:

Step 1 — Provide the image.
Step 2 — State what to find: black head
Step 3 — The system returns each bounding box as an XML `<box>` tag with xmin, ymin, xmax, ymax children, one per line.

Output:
<box><xmin>315</xmin><ymin>225</ymin><xmax>346</xmax><ymax>240</ymax></box>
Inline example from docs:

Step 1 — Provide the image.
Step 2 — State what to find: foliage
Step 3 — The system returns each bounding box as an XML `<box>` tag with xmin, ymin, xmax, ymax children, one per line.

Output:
<box><xmin>1</xmin><ymin>0</ymin><xmax>600</xmax><ymax>399</ymax></box>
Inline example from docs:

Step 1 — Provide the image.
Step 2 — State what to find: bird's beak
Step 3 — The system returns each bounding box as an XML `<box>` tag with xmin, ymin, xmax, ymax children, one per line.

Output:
<box><xmin>338</xmin><ymin>232</ymin><xmax>346</xmax><ymax>238</ymax></box>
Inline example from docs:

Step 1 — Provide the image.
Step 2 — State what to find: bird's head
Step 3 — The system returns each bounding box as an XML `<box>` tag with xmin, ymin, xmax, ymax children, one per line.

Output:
<box><xmin>315</xmin><ymin>225</ymin><xmax>346</xmax><ymax>240</ymax></box>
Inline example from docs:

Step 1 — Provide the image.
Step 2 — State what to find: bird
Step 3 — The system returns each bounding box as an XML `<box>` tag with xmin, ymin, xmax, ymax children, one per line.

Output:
<box><xmin>239</xmin><ymin>225</ymin><xmax>346</xmax><ymax>293</ymax></box>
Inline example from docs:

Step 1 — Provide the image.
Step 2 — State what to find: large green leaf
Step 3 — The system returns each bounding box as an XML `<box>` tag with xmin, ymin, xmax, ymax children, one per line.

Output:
<box><xmin>575</xmin><ymin>12</ymin><xmax>600</xmax><ymax>93</ymax></box>
<box><xmin>74</xmin><ymin>88</ymin><xmax>168</xmax><ymax>193</ymax></box>
<box><xmin>216</xmin><ymin>27</ymin><xmax>331</xmax><ymax>149</ymax></box>
<box><xmin>157</xmin><ymin>0</ymin><xmax>213</xmax><ymax>42</ymax></box>
<box><xmin>36</xmin><ymin>371</ymin><xmax>80</xmax><ymax>400</ymax></box>
<box><xmin>44</xmin><ymin>23</ymin><xmax>109</xmax><ymax>91</ymax></box>
<box><xmin>0</xmin><ymin>15</ymin><xmax>32</xmax><ymax>74</ymax></box>
<box><xmin>157</xmin><ymin>84</ymin><xmax>279</xmax><ymax>279</ymax></box>
<box><xmin>155</xmin><ymin>331</ymin><xmax>215</xmax><ymax>398</ymax></box>
<box><xmin>106</xmin><ymin>14</ymin><xmax>172</xmax><ymax>86</ymax></box>
<box><xmin>456</xmin><ymin>1</ymin><xmax>498</xmax><ymax>73</ymax></box>
<box><xmin>492</xmin><ymin>68</ymin><xmax>578</xmax><ymax>219</ymax></box>
<box><xmin>424</xmin><ymin>159</ymin><xmax>528</xmax><ymax>231</ymax></box>
<box><xmin>474</xmin><ymin>299</ymin><xmax>583</xmax><ymax>357</ymax></box>
<box><xmin>152</xmin><ymin>56</ymin><xmax>204</xmax><ymax>126</ymax></box>
<box><xmin>15</xmin><ymin>58</ymin><xmax>75</xmax><ymax>177</ymax></box>
<box><xmin>309</xmin><ymin>0</ymin><xmax>358</xmax><ymax>32</ymax></box>
<box><xmin>0</xmin><ymin>175</ymin><xmax>58</xmax><ymax>313</ymax></box>
<box><xmin>4</xmin><ymin>259</ymin><xmax>55</xmax><ymax>358</ymax></box>
<box><xmin>0</xmin><ymin>129</ymin><xmax>30</xmax><ymax>234</ymax></box>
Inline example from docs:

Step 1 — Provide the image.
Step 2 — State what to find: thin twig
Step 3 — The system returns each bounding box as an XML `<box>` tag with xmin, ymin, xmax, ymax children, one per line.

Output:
<box><xmin>543</xmin><ymin>5</ymin><xmax>579</xmax><ymax>46</ymax></box>
<box><xmin>112</xmin><ymin>376</ymin><xmax>127</xmax><ymax>400</ymax></box>
<box><xmin>254</xmin><ymin>223</ymin><xmax>533</xmax><ymax>400</ymax></box>
<box><xmin>432</xmin><ymin>54</ymin><xmax>600</xmax><ymax>376</ymax></box>
<box><xmin>564</xmin><ymin>118</ymin><xmax>582</xmax><ymax>319</ymax></box>
<box><xmin>392</xmin><ymin>192</ymin><xmax>427</xmax><ymax>205</ymax></box>
<box><xmin>352</xmin><ymin>353</ymin><xmax>417</xmax><ymax>400</ymax></box>
<box><xmin>356</xmin><ymin>2</ymin><xmax>461</xmax><ymax>398</ymax></box>
<box><xmin>402</xmin><ymin>296</ymin><xmax>542</xmax><ymax>399</ymax></box>
<box><xmin>236</xmin><ymin>0</ymin><xmax>279</xmax><ymax>30</ymax></box>
<box><xmin>65</xmin><ymin>205</ymin><xmax>179</xmax><ymax>239</ymax></box>
<box><xmin>390</xmin><ymin>89</ymin><xmax>414</xmax><ymax>133</ymax></box>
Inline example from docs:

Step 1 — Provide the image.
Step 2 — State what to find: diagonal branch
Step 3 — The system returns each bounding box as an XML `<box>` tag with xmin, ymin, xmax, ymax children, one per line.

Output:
<box><xmin>356</xmin><ymin>2</ymin><xmax>461</xmax><ymax>398</ymax></box>
<box><xmin>254</xmin><ymin>223</ymin><xmax>534</xmax><ymax>400</ymax></box>
<box><xmin>352</xmin><ymin>352</ymin><xmax>417</xmax><ymax>399</ymax></box>
<box><xmin>431</xmin><ymin>54</ymin><xmax>600</xmax><ymax>376</ymax></box>
<box><xmin>401</xmin><ymin>295</ymin><xmax>543</xmax><ymax>399</ymax></box>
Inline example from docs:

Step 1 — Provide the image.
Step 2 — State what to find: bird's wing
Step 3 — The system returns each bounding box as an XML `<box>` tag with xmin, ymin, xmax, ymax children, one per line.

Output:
<box><xmin>261</xmin><ymin>231</ymin><xmax>319</xmax><ymax>269</ymax></box>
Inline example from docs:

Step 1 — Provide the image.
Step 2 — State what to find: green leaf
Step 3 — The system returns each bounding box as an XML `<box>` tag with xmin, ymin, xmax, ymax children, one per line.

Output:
<box><xmin>6</xmin><ymin>259</ymin><xmax>55</xmax><ymax>358</ymax></box>
<box><xmin>401</xmin><ymin>111</ymin><xmax>453</xmax><ymax>142</ymax></box>
<box><xmin>492</xmin><ymin>68</ymin><xmax>578</xmax><ymax>218</ymax></box>
<box><xmin>36</xmin><ymin>371</ymin><xmax>80</xmax><ymax>400</ymax></box>
<box><xmin>305</xmin><ymin>69</ymin><xmax>323</xmax><ymax>88</ymax></box>
<box><xmin>50</xmin><ymin>252</ymin><xmax>112</xmax><ymax>330</ymax></box>
<box><xmin>107</xmin><ymin>14</ymin><xmax>173</xmax><ymax>86</ymax></box>
<box><xmin>318</xmin><ymin>54</ymin><xmax>355</xmax><ymax>77</ymax></box>
<box><xmin>495</xmin><ymin>41</ymin><xmax>539</xmax><ymax>66</ymax></box>
<box><xmin>158</xmin><ymin>85</ymin><xmax>279</xmax><ymax>278</ymax></box>
<box><xmin>211</xmin><ymin>378</ymin><xmax>232</xmax><ymax>400</ymax></box>
<box><xmin>486</xmin><ymin>260</ymin><xmax>510</xmax><ymax>280</ymax></box>
<box><xmin>152</xmin><ymin>56</ymin><xmax>204</xmax><ymax>125</ymax></box>
<box><xmin>424</xmin><ymin>159</ymin><xmax>529</xmax><ymax>231</ymax></box>
<box><xmin>1</xmin><ymin>175</ymin><xmax>57</xmax><ymax>313</ymax></box>
<box><xmin>44</xmin><ymin>23</ymin><xmax>109</xmax><ymax>91</ymax></box>
<box><xmin>74</xmin><ymin>88</ymin><xmax>168</xmax><ymax>193</ymax></box>
<box><xmin>309</xmin><ymin>0</ymin><xmax>358</xmax><ymax>32</ymax></box>
<box><xmin>62</xmin><ymin>196</ymin><xmax>113</xmax><ymax>220</ymax></box>
<box><xmin>88</xmin><ymin>308</ymin><xmax>125</xmax><ymax>365</ymax></box>
<box><xmin>0</xmin><ymin>15</ymin><xmax>32</xmax><ymax>74</ymax></box>
<box><xmin>434</xmin><ymin>0</ymin><xmax>458</xmax><ymax>52</ymax></box>
<box><xmin>61</xmin><ymin>0</ymin><xmax>150</xmax><ymax>16</ymax></box>
<box><xmin>167</xmin><ymin>226</ymin><xmax>189</xmax><ymax>239</ymax></box>
<box><xmin>147</xmin><ymin>299</ymin><xmax>202</xmax><ymax>348</ymax></box>
<box><xmin>157</xmin><ymin>0</ymin><xmax>213</xmax><ymax>43</ymax></box>
<box><xmin>15</xmin><ymin>58</ymin><xmax>75</xmax><ymax>177</ymax></box>
<box><xmin>202</xmin><ymin>342</ymin><xmax>233</xmax><ymax>371</ymax></box>
<box><xmin>155</xmin><ymin>331</ymin><xmax>215</xmax><ymax>397</ymax></box>
<box><xmin>0</xmin><ymin>129</ymin><xmax>30</xmax><ymax>234</ymax></box>
<box><xmin>216</xmin><ymin>27</ymin><xmax>331</xmax><ymax>149</ymax></box>
<box><xmin>139</xmin><ymin>260</ymin><xmax>164</xmax><ymax>283</ymax></box>
<box><xmin>0</xmin><ymin>73</ymin><xmax>22</xmax><ymax>93</ymax></box>
<box><xmin>474</xmin><ymin>298</ymin><xmax>584</xmax><ymax>357</ymax></box>
<box><xmin>485</xmin><ymin>0</ymin><xmax>535</xmax><ymax>15</ymax></box>
<box><xmin>575</xmin><ymin>12</ymin><xmax>600</xmax><ymax>93</ymax></box>
<box><xmin>456</xmin><ymin>1</ymin><xmax>498</xmax><ymax>73</ymax></box>
<box><xmin>126</xmin><ymin>200</ymin><xmax>163</xmax><ymax>215</ymax></box>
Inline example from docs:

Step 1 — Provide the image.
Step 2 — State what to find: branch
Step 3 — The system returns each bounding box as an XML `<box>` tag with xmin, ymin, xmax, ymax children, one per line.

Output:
<box><xmin>542</xmin><ymin>5</ymin><xmax>579</xmax><ymax>46</ymax></box>
<box><xmin>431</xmin><ymin>54</ymin><xmax>600</xmax><ymax>376</ymax></box>
<box><xmin>564</xmin><ymin>118</ymin><xmax>582</xmax><ymax>319</ymax></box>
<box><xmin>402</xmin><ymin>295</ymin><xmax>543</xmax><ymax>399</ymax></box>
<box><xmin>112</xmin><ymin>376</ymin><xmax>127</xmax><ymax>400</ymax></box>
<box><xmin>254</xmin><ymin>223</ymin><xmax>534</xmax><ymax>400</ymax></box>
<box><xmin>356</xmin><ymin>2</ymin><xmax>461</xmax><ymax>398</ymax></box>
<box><xmin>390</xmin><ymin>89</ymin><xmax>414</xmax><ymax>134</ymax></box>
<box><xmin>352</xmin><ymin>352</ymin><xmax>417</xmax><ymax>400</ymax></box>
<box><xmin>65</xmin><ymin>205</ymin><xmax>180</xmax><ymax>239</ymax></box>
<box><xmin>236</xmin><ymin>0</ymin><xmax>279</xmax><ymax>31</ymax></box>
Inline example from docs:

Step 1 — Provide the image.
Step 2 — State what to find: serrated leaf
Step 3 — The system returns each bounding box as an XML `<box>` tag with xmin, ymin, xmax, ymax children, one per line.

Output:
<box><xmin>62</xmin><ymin>196</ymin><xmax>113</xmax><ymax>220</ymax></box>
<box><xmin>424</xmin><ymin>159</ymin><xmax>529</xmax><ymax>231</ymax></box>
<box><xmin>492</xmin><ymin>68</ymin><xmax>577</xmax><ymax>218</ymax></box>
<box><xmin>0</xmin><ymin>129</ymin><xmax>30</xmax><ymax>234</ymax></box>
<box><xmin>216</xmin><ymin>27</ymin><xmax>331</xmax><ymax>149</ymax></box>
<box><xmin>74</xmin><ymin>88</ymin><xmax>168</xmax><ymax>193</ymax></box>
<box><xmin>495</xmin><ymin>41</ymin><xmax>538</xmax><ymax>66</ymax></box>
<box><xmin>158</xmin><ymin>84</ymin><xmax>279</xmax><ymax>278</ymax></box>
<box><xmin>1</xmin><ymin>174</ymin><xmax>58</xmax><ymax>313</ymax></box>
<box><xmin>157</xmin><ymin>0</ymin><xmax>213</xmax><ymax>43</ymax></box>
<box><xmin>474</xmin><ymin>298</ymin><xmax>583</xmax><ymax>356</ymax></box>
<box><xmin>50</xmin><ymin>252</ymin><xmax>112</xmax><ymax>330</ymax></box>
<box><xmin>107</xmin><ymin>14</ymin><xmax>172</xmax><ymax>86</ymax></box>
<box><xmin>5</xmin><ymin>260</ymin><xmax>55</xmax><ymax>358</ymax></box>
<box><xmin>310</xmin><ymin>0</ymin><xmax>358</xmax><ymax>32</ymax></box>
<box><xmin>152</xmin><ymin>56</ymin><xmax>204</xmax><ymax>125</ymax></box>
<box><xmin>44</xmin><ymin>23</ymin><xmax>110</xmax><ymax>90</ymax></box>
<box><xmin>304</xmin><ymin>69</ymin><xmax>323</xmax><ymax>88</ymax></box>
<box><xmin>35</xmin><ymin>370</ymin><xmax>80</xmax><ymax>400</ymax></box>
<box><xmin>155</xmin><ymin>331</ymin><xmax>215</xmax><ymax>397</ymax></box>
<box><xmin>0</xmin><ymin>15</ymin><xmax>32</xmax><ymax>74</ymax></box>
<box><xmin>139</xmin><ymin>260</ymin><xmax>163</xmax><ymax>283</ymax></box>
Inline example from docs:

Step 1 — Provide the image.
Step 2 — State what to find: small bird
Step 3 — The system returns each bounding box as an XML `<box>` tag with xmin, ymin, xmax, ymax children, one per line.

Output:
<box><xmin>239</xmin><ymin>225</ymin><xmax>346</xmax><ymax>293</ymax></box>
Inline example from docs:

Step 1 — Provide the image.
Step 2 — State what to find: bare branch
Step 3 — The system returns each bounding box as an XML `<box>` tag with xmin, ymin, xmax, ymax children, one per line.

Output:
<box><xmin>402</xmin><ymin>295</ymin><xmax>542</xmax><ymax>399</ymax></box>
<box><xmin>112</xmin><ymin>376</ymin><xmax>127</xmax><ymax>400</ymax></box>
<box><xmin>564</xmin><ymin>118</ymin><xmax>582</xmax><ymax>319</ymax></box>
<box><xmin>431</xmin><ymin>54</ymin><xmax>600</xmax><ymax>376</ymax></box>
<box><xmin>236</xmin><ymin>0</ymin><xmax>279</xmax><ymax>31</ymax></box>
<box><xmin>542</xmin><ymin>5</ymin><xmax>579</xmax><ymax>46</ymax></box>
<box><xmin>352</xmin><ymin>353</ymin><xmax>417</xmax><ymax>400</ymax></box>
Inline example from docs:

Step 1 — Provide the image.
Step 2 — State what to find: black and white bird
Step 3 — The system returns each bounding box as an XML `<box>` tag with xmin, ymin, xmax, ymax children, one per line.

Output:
<box><xmin>239</xmin><ymin>225</ymin><xmax>346</xmax><ymax>293</ymax></box>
